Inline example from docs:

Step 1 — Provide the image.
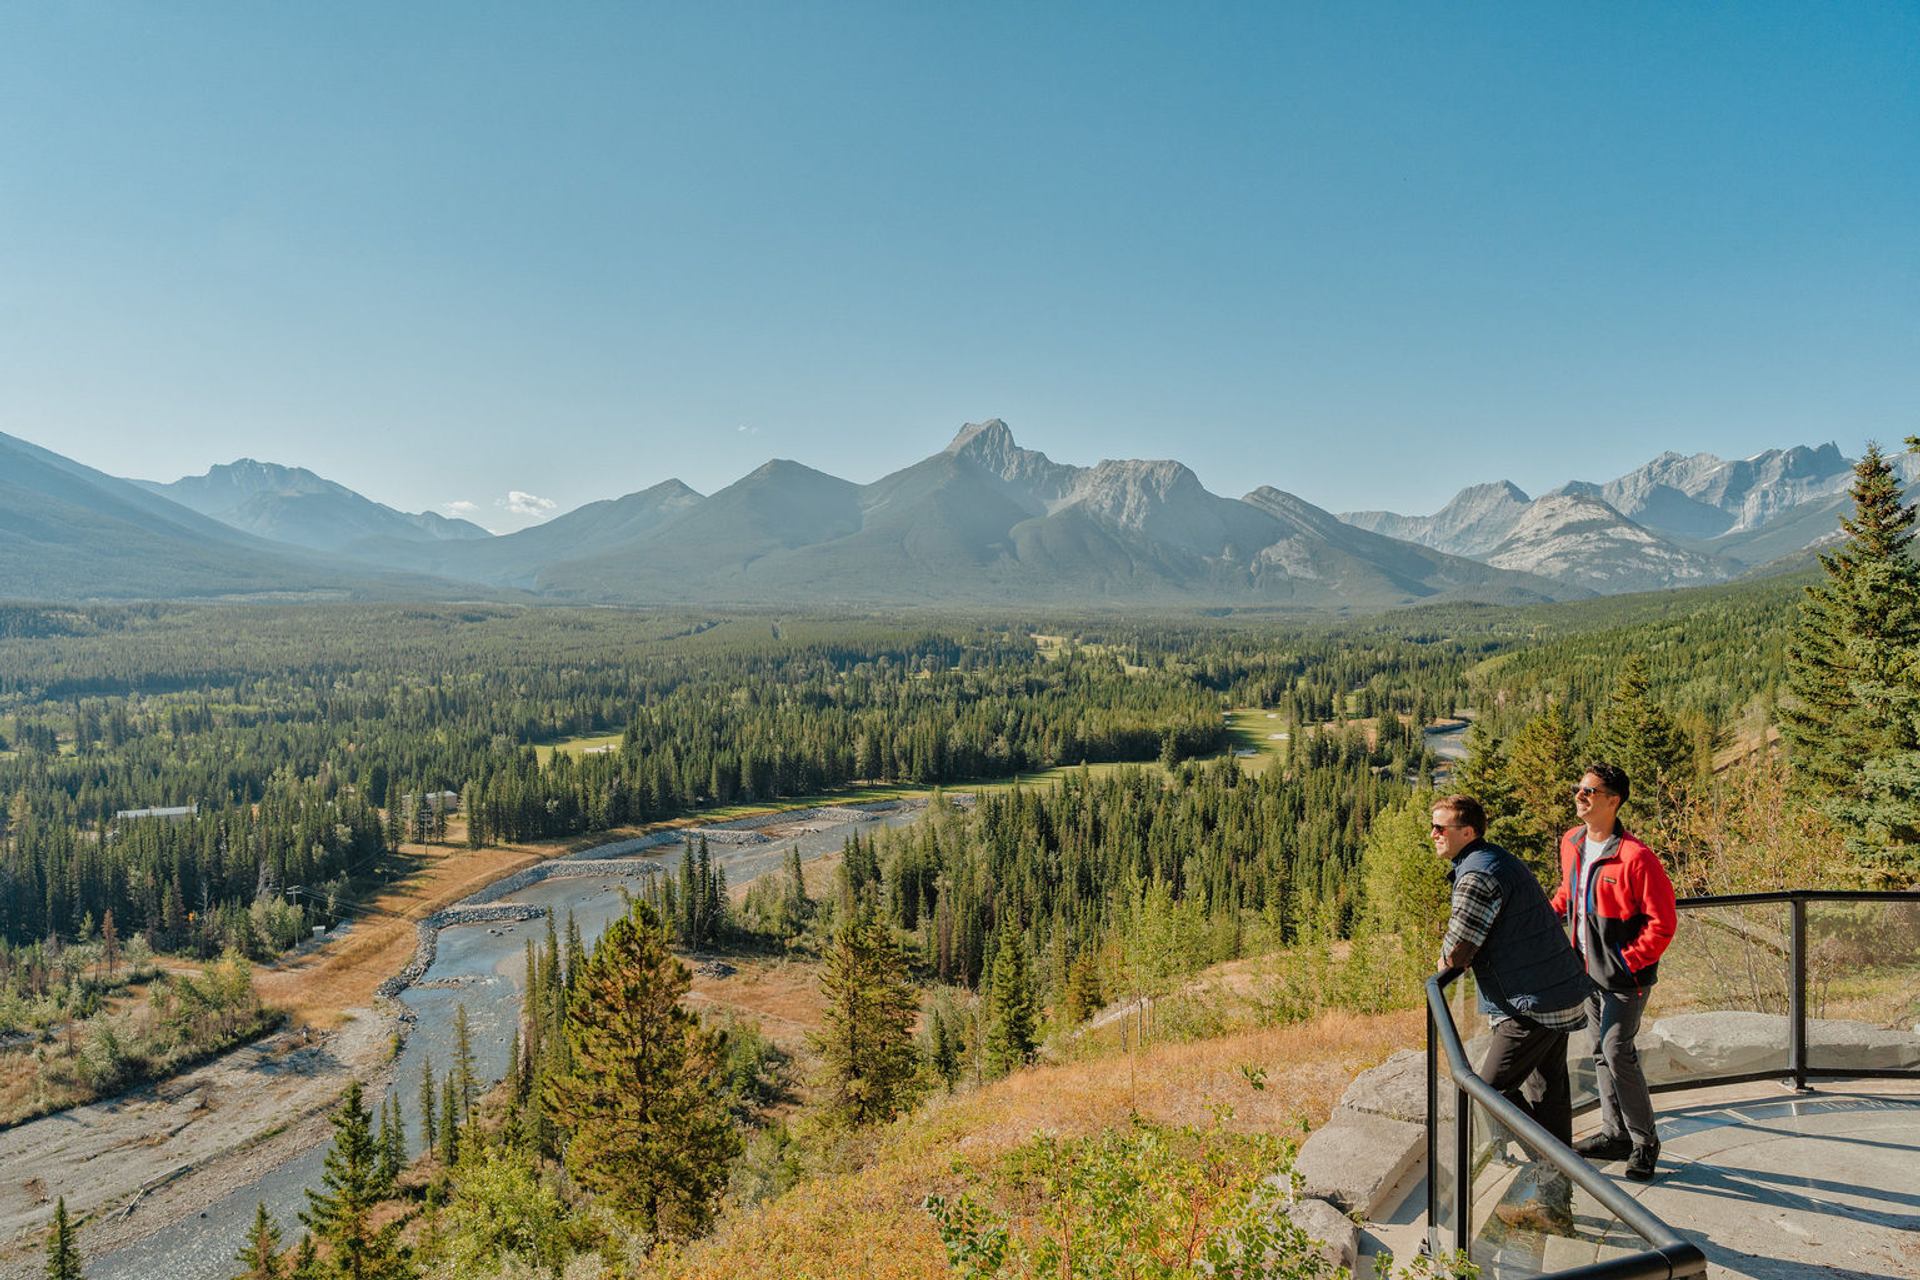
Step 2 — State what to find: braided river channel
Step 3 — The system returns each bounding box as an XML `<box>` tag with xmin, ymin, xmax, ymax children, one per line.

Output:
<box><xmin>91</xmin><ymin>800</ymin><xmax>933</xmax><ymax>1280</ymax></box>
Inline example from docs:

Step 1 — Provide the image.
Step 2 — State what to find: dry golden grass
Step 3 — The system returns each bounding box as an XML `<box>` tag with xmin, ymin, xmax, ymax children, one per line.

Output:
<box><xmin>651</xmin><ymin>1006</ymin><xmax>1421</xmax><ymax>1280</ymax></box>
<box><xmin>686</xmin><ymin>958</ymin><xmax>828</xmax><ymax>1054</ymax></box>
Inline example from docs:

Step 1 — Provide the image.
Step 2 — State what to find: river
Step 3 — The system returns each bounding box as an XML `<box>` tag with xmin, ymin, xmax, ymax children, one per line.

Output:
<box><xmin>90</xmin><ymin>801</ymin><xmax>935</xmax><ymax>1280</ymax></box>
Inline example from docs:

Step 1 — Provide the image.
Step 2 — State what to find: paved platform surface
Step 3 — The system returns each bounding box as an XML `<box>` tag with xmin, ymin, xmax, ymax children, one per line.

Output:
<box><xmin>1364</xmin><ymin>1077</ymin><xmax>1920</xmax><ymax>1279</ymax></box>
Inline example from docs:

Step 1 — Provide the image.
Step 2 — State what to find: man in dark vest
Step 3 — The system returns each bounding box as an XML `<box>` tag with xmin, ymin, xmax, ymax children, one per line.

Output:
<box><xmin>1435</xmin><ymin>794</ymin><xmax>1594</xmax><ymax>1232</ymax></box>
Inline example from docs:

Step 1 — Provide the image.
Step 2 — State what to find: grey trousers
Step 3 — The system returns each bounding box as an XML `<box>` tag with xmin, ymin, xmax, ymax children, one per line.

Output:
<box><xmin>1587</xmin><ymin>989</ymin><xmax>1657</xmax><ymax>1147</ymax></box>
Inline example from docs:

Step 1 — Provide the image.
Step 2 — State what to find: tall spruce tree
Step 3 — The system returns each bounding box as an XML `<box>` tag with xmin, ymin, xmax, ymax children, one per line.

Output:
<box><xmin>301</xmin><ymin>1081</ymin><xmax>411</xmax><ymax>1279</ymax></box>
<box><xmin>1506</xmin><ymin>703</ymin><xmax>1579</xmax><ymax>879</ymax></box>
<box><xmin>811</xmin><ymin>911</ymin><xmax>922</xmax><ymax>1126</ymax></box>
<box><xmin>452</xmin><ymin>1005</ymin><xmax>479</xmax><ymax>1124</ymax></box>
<box><xmin>542</xmin><ymin>899</ymin><xmax>737</xmax><ymax>1241</ymax></box>
<box><xmin>417</xmin><ymin>1056</ymin><xmax>437</xmax><ymax>1157</ymax></box>
<box><xmin>1782</xmin><ymin>441</ymin><xmax>1920</xmax><ymax>874</ymax></box>
<box><xmin>234</xmin><ymin>1201</ymin><xmax>284</xmax><ymax>1280</ymax></box>
<box><xmin>983</xmin><ymin>941</ymin><xmax>1038</xmax><ymax>1077</ymax></box>
<box><xmin>44</xmin><ymin>1197</ymin><xmax>82</xmax><ymax>1280</ymax></box>
<box><xmin>1589</xmin><ymin>654</ymin><xmax>1690</xmax><ymax>832</ymax></box>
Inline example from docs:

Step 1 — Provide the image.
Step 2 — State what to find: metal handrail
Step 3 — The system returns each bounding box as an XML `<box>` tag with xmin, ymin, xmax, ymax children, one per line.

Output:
<box><xmin>1423</xmin><ymin>888</ymin><xmax>1920</xmax><ymax>1277</ymax></box>
<box><xmin>1427</xmin><ymin>970</ymin><xmax>1709</xmax><ymax>1279</ymax></box>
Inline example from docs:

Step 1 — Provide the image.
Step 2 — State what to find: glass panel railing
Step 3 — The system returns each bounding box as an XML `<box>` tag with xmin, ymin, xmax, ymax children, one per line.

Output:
<box><xmin>1805</xmin><ymin>897</ymin><xmax>1920</xmax><ymax>1073</ymax></box>
<box><xmin>1640</xmin><ymin>898</ymin><xmax>1793</xmax><ymax>1087</ymax></box>
<box><xmin>1462</xmin><ymin>1088</ymin><xmax>1652</xmax><ymax>1277</ymax></box>
<box><xmin>1429</xmin><ymin>1014</ymin><xmax>1459</xmax><ymax>1258</ymax></box>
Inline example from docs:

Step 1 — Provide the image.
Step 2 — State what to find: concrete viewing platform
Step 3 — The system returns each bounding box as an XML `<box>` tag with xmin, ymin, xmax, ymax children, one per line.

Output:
<box><xmin>1353</xmin><ymin>1075</ymin><xmax>1920</xmax><ymax>1279</ymax></box>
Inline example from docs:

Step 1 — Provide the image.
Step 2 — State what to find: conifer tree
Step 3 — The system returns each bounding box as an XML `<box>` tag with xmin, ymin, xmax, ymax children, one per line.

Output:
<box><xmin>373</xmin><ymin>1098</ymin><xmax>398</xmax><ymax>1198</ymax></box>
<box><xmin>301</xmin><ymin>1080</ymin><xmax>411</xmax><ymax>1279</ymax></box>
<box><xmin>928</xmin><ymin>1005</ymin><xmax>961</xmax><ymax>1090</ymax></box>
<box><xmin>234</xmin><ymin>1201</ymin><xmax>283</xmax><ymax>1280</ymax></box>
<box><xmin>452</xmin><ymin>1005</ymin><xmax>478</xmax><ymax>1124</ymax></box>
<box><xmin>1783</xmin><ymin>441</ymin><xmax>1920</xmax><ymax>871</ymax></box>
<box><xmin>811</xmin><ymin>911</ymin><xmax>922</xmax><ymax>1126</ymax></box>
<box><xmin>376</xmin><ymin>1094</ymin><xmax>405</xmax><ymax>1192</ymax></box>
<box><xmin>438</xmin><ymin>1074</ymin><xmax>460</xmax><ymax>1166</ymax></box>
<box><xmin>542</xmin><ymin>899</ymin><xmax>737</xmax><ymax>1241</ymax></box>
<box><xmin>1454</xmin><ymin>722</ymin><xmax>1524</xmax><ymax>852</ymax></box>
<box><xmin>417</xmin><ymin>1056</ymin><xmax>436</xmax><ymax>1157</ymax></box>
<box><xmin>1589</xmin><ymin>654</ymin><xmax>1690</xmax><ymax>831</ymax></box>
<box><xmin>286</xmin><ymin>1235</ymin><xmax>321</xmax><ymax>1280</ymax></box>
<box><xmin>1506</xmin><ymin>703</ymin><xmax>1578</xmax><ymax>878</ymax></box>
<box><xmin>44</xmin><ymin>1196</ymin><xmax>81</xmax><ymax>1280</ymax></box>
<box><xmin>983</xmin><ymin>941</ymin><xmax>1037</xmax><ymax>1077</ymax></box>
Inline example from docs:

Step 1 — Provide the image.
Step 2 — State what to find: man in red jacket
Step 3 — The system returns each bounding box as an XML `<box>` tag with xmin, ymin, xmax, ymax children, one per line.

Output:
<box><xmin>1550</xmin><ymin>762</ymin><xmax>1677</xmax><ymax>1181</ymax></box>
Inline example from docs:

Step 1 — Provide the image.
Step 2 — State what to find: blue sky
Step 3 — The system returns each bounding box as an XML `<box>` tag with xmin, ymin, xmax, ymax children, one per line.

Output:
<box><xmin>2</xmin><ymin>4</ymin><xmax>1914</xmax><ymax>532</ymax></box>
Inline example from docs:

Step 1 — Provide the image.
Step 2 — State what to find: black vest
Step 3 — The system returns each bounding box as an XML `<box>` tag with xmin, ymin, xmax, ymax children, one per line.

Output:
<box><xmin>1453</xmin><ymin>840</ymin><xmax>1593</xmax><ymax>1021</ymax></box>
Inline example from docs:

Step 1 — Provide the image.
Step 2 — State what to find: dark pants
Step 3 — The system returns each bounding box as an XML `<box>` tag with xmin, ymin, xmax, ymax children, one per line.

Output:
<box><xmin>1478</xmin><ymin>1016</ymin><xmax>1573</xmax><ymax>1147</ymax></box>
<box><xmin>1587</xmin><ymin>989</ymin><xmax>1657</xmax><ymax>1147</ymax></box>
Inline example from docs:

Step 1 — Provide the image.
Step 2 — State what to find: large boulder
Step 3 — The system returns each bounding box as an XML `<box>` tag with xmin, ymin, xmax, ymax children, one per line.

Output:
<box><xmin>1292</xmin><ymin>1111</ymin><xmax>1425</xmax><ymax>1217</ymax></box>
<box><xmin>1282</xmin><ymin>1197</ymin><xmax>1358</xmax><ymax>1271</ymax></box>
<box><xmin>1806</xmin><ymin>1017</ymin><xmax>1920</xmax><ymax>1070</ymax></box>
<box><xmin>1652</xmin><ymin>1011</ymin><xmax>1790</xmax><ymax>1076</ymax></box>
<box><xmin>1338</xmin><ymin>1049</ymin><xmax>1426</xmax><ymax>1123</ymax></box>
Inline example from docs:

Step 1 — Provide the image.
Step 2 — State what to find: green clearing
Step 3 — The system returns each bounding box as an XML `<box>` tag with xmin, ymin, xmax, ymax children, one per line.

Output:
<box><xmin>670</xmin><ymin>760</ymin><xmax>1156</xmax><ymax>827</ymax></box>
<box><xmin>1220</xmin><ymin>706</ymin><xmax>1289</xmax><ymax>776</ymax></box>
<box><xmin>532</xmin><ymin>732</ymin><xmax>624</xmax><ymax>764</ymax></box>
<box><xmin>1031</xmin><ymin>632</ymin><xmax>1150</xmax><ymax>675</ymax></box>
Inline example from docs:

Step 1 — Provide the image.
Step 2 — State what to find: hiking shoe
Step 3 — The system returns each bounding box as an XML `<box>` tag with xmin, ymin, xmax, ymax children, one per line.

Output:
<box><xmin>1624</xmin><ymin>1142</ymin><xmax>1660</xmax><ymax>1181</ymax></box>
<box><xmin>1574</xmin><ymin>1131</ymin><xmax>1632</xmax><ymax>1161</ymax></box>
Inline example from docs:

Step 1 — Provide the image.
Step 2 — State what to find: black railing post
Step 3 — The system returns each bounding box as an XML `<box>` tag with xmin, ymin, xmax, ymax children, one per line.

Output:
<box><xmin>1425</xmin><ymin>1006</ymin><xmax>1438</xmax><ymax>1256</ymax></box>
<box><xmin>1453</xmin><ymin>1080</ymin><xmax>1471</xmax><ymax>1251</ymax></box>
<box><xmin>1789</xmin><ymin>893</ymin><xmax>1808</xmax><ymax>1091</ymax></box>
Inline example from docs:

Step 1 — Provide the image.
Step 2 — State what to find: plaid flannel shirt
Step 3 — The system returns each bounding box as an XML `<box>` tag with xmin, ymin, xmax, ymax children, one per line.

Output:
<box><xmin>1443</xmin><ymin>869</ymin><xmax>1588</xmax><ymax>1032</ymax></box>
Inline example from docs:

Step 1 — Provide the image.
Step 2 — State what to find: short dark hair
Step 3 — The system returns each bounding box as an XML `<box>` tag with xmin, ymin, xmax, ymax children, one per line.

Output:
<box><xmin>1583</xmin><ymin>762</ymin><xmax>1630</xmax><ymax>804</ymax></box>
<box><xmin>1436</xmin><ymin>794</ymin><xmax>1486</xmax><ymax>838</ymax></box>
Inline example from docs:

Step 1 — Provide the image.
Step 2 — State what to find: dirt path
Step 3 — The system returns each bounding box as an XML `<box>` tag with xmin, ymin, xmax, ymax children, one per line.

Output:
<box><xmin>0</xmin><ymin>1008</ymin><xmax>396</xmax><ymax>1276</ymax></box>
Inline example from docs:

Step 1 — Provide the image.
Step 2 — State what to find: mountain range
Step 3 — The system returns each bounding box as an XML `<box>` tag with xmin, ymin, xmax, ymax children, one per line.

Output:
<box><xmin>3</xmin><ymin>423</ymin><xmax>1909</xmax><ymax>609</ymax></box>
<box><xmin>1343</xmin><ymin>443</ymin><xmax>1920</xmax><ymax>589</ymax></box>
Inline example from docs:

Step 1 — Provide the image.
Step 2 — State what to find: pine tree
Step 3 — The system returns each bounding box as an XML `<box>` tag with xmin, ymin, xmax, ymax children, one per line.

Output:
<box><xmin>373</xmin><ymin>1098</ymin><xmax>398</xmax><ymax>1197</ymax></box>
<box><xmin>438</xmin><ymin>1073</ymin><xmax>460</xmax><ymax>1166</ymax></box>
<box><xmin>983</xmin><ymin>941</ymin><xmax>1037</xmax><ymax>1077</ymax></box>
<box><xmin>1453</xmin><ymin>722</ymin><xmax>1524</xmax><ymax>852</ymax></box>
<box><xmin>1782</xmin><ymin>441</ymin><xmax>1920</xmax><ymax>872</ymax></box>
<box><xmin>234</xmin><ymin>1201</ymin><xmax>283</xmax><ymax>1280</ymax></box>
<box><xmin>286</xmin><ymin>1235</ymin><xmax>322</xmax><ymax>1280</ymax></box>
<box><xmin>417</xmin><ymin>1056</ymin><xmax>437</xmax><ymax>1157</ymax></box>
<box><xmin>376</xmin><ymin>1094</ymin><xmax>404</xmax><ymax>1192</ymax></box>
<box><xmin>1589</xmin><ymin>654</ymin><xmax>1690</xmax><ymax>832</ymax></box>
<box><xmin>1506</xmin><ymin>703</ymin><xmax>1578</xmax><ymax>880</ymax></box>
<box><xmin>810</xmin><ymin>911</ymin><xmax>922</xmax><ymax>1126</ymax></box>
<box><xmin>452</xmin><ymin>1005</ymin><xmax>478</xmax><ymax>1124</ymax></box>
<box><xmin>44</xmin><ymin>1197</ymin><xmax>82</xmax><ymax>1280</ymax></box>
<box><xmin>542</xmin><ymin>899</ymin><xmax>737</xmax><ymax>1241</ymax></box>
<box><xmin>928</xmin><ymin>1006</ymin><xmax>960</xmax><ymax>1090</ymax></box>
<box><xmin>301</xmin><ymin>1080</ymin><xmax>411</xmax><ymax>1279</ymax></box>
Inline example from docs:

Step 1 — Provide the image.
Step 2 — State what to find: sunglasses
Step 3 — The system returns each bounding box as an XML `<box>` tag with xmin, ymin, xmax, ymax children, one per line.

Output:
<box><xmin>1572</xmin><ymin>785</ymin><xmax>1612</xmax><ymax>798</ymax></box>
<box><xmin>1430</xmin><ymin>822</ymin><xmax>1462</xmax><ymax>834</ymax></box>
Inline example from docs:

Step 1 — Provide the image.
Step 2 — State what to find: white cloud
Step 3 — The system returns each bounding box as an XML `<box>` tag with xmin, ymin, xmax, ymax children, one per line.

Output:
<box><xmin>502</xmin><ymin>490</ymin><xmax>559</xmax><ymax>520</ymax></box>
<box><xmin>737</xmin><ymin>424</ymin><xmax>759</xmax><ymax>435</ymax></box>
<box><xmin>441</xmin><ymin>500</ymin><xmax>480</xmax><ymax>517</ymax></box>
